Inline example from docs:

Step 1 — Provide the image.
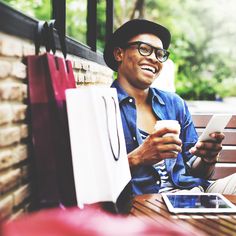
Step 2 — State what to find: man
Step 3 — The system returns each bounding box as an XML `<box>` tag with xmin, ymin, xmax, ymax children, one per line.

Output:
<box><xmin>103</xmin><ymin>19</ymin><xmax>236</xmax><ymax>195</ymax></box>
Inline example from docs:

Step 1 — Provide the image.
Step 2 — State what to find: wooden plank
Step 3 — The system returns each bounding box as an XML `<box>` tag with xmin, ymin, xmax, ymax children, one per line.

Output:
<box><xmin>211</xmin><ymin>165</ymin><xmax>236</xmax><ymax>180</ymax></box>
<box><xmin>192</xmin><ymin>114</ymin><xmax>212</xmax><ymax>128</ymax></box>
<box><xmin>226</xmin><ymin>115</ymin><xmax>236</xmax><ymax>128</ymax></box>
<box><xmin>219</xmin><ymin>147</ymin><xmax>236</xmax><ymax>163</ymax></box>
<box><xmin>223</xmin><ymin>130</ymin><xmax>236</xmax><ymax>145</ymax></box>
<box><xmin>192</xmin><ymin>114</ymin><xmax>236</xmax><ymax>128</ymax></box>
<box><xmin>224</xmin><ymin>195</ymin><xmax>236</xmax><ymax>205</ymax></box>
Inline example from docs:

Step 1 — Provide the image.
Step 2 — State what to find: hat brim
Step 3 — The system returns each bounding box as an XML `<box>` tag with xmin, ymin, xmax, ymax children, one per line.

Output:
<box><xmin>103</xmin><ymin>19</ymin><xmax>171</xmax><ymax>71</ymax></box>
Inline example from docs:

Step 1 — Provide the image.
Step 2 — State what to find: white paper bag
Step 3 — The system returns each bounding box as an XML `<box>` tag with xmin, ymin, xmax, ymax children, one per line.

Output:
<box><xmin>65</xmin><ymin>87</ymin><xmax>131</xmax><ymax>208</ymax></box>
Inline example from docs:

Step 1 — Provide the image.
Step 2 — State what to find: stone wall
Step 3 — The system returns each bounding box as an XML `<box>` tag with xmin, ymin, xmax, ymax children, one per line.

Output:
<box><xmin>0</xmin><ymin>31</ymin><xmax>113</xmax><ymax>221</ymax></box>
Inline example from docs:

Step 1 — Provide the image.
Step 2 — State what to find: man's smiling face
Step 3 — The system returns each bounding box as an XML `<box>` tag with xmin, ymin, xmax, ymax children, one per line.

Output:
<box><xmin>115</xmin><ymin>33</ymin><xmax>164</xmax><ymax>89</ymax></box>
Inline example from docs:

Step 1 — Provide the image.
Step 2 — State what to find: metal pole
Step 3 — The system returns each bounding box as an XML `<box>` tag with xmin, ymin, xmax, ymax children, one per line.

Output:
<box><xmin>87</xmin><ymin>0</ymin><xmax>97</xmax><ymax>51</ymax></box>
<box><xmin>106</xmin><ymin>0</ymin><xmax>114</xmax><ymax>42</ymax></box>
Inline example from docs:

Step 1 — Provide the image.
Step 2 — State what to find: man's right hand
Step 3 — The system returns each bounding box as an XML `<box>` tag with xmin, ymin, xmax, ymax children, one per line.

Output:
<box><xmin>128</xmin><ymin>127</ymin><xmax>182</xmax><ymax>167</ymax></box>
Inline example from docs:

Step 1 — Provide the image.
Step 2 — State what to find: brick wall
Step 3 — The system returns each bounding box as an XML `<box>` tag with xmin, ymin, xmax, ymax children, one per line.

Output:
<box><xmin>0</xmin><ymin>31</ymin><xmax>113</xmax><ymax>221</ymax></box>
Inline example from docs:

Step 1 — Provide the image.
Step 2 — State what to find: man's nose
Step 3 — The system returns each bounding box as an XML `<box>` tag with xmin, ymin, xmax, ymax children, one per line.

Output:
<box><xmin>147</xmin><ymin>50</ymin><xmax>158</xmax><ymax>62</ymax></box>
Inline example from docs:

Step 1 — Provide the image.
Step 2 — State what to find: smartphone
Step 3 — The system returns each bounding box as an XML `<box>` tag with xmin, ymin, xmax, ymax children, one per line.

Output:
<box><xmin>198</xmin><ymin>114</ymin><xmax>232</xmax><ymax>141</ymax></box>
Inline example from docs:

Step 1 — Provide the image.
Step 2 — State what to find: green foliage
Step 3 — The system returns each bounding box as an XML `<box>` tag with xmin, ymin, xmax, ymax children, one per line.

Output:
<box><xmin>2</xmin><ymin>0</ymin><xmax>51</xmax><ymax>20</ymax></box>
<box><xmin>3</xmin><ymin>0</ymin><xmax>236</xmax><ymax>100</ymax></box>
<box><xmin>66</xmin><ymin>0</ymin><xmax>87</xmax><ymax>44</ymax></box>
<box><xmin>144</xmin><ymin>0</ymin><xmax>236</xmax><ymax>100</ymax></box>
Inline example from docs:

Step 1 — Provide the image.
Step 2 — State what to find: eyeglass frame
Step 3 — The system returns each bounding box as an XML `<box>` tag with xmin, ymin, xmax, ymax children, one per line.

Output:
<box><xmin>122</xmin><ymin>41</ymin><xmax>170</xmax><ymax>63</ymax></box>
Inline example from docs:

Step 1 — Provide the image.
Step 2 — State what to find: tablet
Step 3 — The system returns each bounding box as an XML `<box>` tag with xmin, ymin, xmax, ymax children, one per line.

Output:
<box><xmin>162</xmin><ymin>193</ymin><xmax>236</xmax><ymax>213</ymax></box>
<box><xmin>198</xmin><ymin>114</ymin><xmax>232</xmax><ymax>141</ymax></box>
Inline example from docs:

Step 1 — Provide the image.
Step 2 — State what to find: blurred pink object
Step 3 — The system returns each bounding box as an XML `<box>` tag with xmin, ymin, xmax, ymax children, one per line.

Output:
<box><xmin>1</xmin><ymin>205</ymin><xmax>204</xmax><ymax>236</ymax></box>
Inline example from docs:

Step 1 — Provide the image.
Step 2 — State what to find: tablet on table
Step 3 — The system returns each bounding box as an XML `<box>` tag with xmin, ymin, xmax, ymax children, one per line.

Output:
<box><xmin>162</xmin><ymin>193</ymin><xmax>236</xmax><ymax>214</ymax></box>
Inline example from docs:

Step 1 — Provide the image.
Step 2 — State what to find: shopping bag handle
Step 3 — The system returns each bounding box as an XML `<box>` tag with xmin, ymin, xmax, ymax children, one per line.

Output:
<box><xmin>35</xmin><ymin>0</ymin><xmax>67</xmax><ymax>58</ymax></box>
<box><xmin>35</xmin><ymin>21</ymin><xmax>51</xmax><ymax>55</ymax></box>
<box><xmin>102</xmin><ymin>96</ymin><xmax>120</xmax><ymax>161</ymax></box>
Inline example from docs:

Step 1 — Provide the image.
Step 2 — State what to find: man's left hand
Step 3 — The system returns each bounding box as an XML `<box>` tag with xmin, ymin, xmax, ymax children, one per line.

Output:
<box><xmin>189</xmin><ymin>132</ymin><xmax>225</xmax><ymax>163</ymax></box>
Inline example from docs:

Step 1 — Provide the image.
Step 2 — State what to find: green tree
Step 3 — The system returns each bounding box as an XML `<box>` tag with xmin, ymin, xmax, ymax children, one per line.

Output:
<box><xmin>2</xmin><ymin>0</ymin><xmax>51</xmax><ymax>20</ymax></box>
<box><xmin>3</xmin><ymin>0</ymin><xmax>236</xmax><ymax>100</ymax></box>
<box><xmin>142</xmin><ymin>0</ymin><xmax>236</xmax><ymax>100</ymax></box>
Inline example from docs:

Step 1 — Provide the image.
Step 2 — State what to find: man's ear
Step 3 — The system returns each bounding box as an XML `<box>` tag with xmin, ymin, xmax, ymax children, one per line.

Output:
<box><xmin>113</xmin><ymin>47</ymin><xmax>124</xmax><ymax>62</ymax></box>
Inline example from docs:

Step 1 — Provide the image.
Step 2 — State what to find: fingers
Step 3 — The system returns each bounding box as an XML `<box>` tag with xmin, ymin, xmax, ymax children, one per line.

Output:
<box><xmin>196</xmin><ymin>141</ymin><xmax>222</xmax><ymax>152</ymax></box>
<box><xmin>189</xmin><ymin>140</ymin><xmax>222</xmax><ymax>159</ymax></box>
<box><xmin>142</xmin><ymin>151</ymin><xmax>179</xmax><ymax>166</ymax></box>
<box><xmin>138</xmin><ymin>133</ymin><xmax>182</xmax><ymax>166</ymax></box>
<box><xmin>159</xmin><ymin>151</ymin><xmax>180</xmax><ymax>159</ymax></box>
<box><xmin>147</xmin><ymin>135</ymin><xmax>182</xmax><ymax>156</ymax></box>
<box><xmin>156</xmin><ymin>143</ymin><xmax>182</xmax><ymax>153</ymax></box>
<box><xmin>189</xmin><ymin>131</ymin><xmax>224</xmax><ymax>157</ymax></box>
<box><xmin>152</xmin><ymin>127</ymin><xmax>180</xmax><ymax>137</ymax></box>
<box><xmin>190</xmin><ymin>148</ymin><xmax>220</xmax><ymax>159</ymax></box>
<box><xmin>150</xmin><ymin>132</ymin><xmax>182</xmax><ymax>146</ymax></box>
<box><xmin>148</xmin><ymin>135</ymin><xmax>182</xmax><ymax>157</ymax></box>
<box><xmin>209</xmin><ymin>132</ymin><xmax>225</xmax><ymax>143</ymax></box>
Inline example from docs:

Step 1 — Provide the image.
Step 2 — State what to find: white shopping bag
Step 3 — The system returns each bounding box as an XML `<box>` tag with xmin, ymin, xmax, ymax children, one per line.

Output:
<box><xmin>65</xmin><ymin>87</ymin><xmax>131</xmax><ymax>208</ymax></box>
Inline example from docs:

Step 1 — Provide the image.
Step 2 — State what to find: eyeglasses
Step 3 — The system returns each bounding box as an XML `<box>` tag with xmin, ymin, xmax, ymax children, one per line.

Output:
<box><xmin>123</xmin><ymin>41</ymin><xmax>170</xmax><ymax>63</ymax></box>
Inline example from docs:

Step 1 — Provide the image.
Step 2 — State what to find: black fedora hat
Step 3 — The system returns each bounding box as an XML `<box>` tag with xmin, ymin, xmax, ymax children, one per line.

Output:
<box><xmin>103</xmin><ymin>19</ymin><xmax>171</xmax><ymax>71</ymax></box>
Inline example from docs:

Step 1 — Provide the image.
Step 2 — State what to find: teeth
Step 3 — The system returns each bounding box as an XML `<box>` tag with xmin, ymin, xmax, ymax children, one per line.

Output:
<box><xmin>141</xmin><ymin>65</ymin><xmax>156</xmax><ymax>74</ymax></box>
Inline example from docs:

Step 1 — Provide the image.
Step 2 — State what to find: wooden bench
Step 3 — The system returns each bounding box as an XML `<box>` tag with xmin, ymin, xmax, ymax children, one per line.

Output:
<box><xmin>191</xmin><ymin>114</ymin><xmax>236</xmax><ymax>180</ymax></box>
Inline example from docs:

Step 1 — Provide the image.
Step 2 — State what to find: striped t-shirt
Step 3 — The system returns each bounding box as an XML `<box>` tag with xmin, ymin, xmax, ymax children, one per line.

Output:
<box><xmin>139</xmin><ymin>129</ymin><xmax>175</xmax><ymax>193</ymax></box>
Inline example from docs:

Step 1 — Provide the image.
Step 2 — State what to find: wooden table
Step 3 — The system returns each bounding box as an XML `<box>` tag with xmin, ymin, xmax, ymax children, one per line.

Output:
<box><xmin>130</xmin><ymin>194</ymin><xmax>236</xmax><ymax>236</ymax></box>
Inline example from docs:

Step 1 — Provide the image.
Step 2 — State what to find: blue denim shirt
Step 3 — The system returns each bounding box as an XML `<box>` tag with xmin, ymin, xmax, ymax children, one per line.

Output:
<box><xmin>112</xmin><ymin>80</ymin><xmax>210</xmax><ymax>195</ymax></box>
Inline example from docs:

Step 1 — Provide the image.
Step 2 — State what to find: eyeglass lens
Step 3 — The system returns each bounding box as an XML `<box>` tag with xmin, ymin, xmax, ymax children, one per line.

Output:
<box><xmin>138</xmin><ymin>43</ymin><xmax>168</xmax><ymax>62</ymax></box>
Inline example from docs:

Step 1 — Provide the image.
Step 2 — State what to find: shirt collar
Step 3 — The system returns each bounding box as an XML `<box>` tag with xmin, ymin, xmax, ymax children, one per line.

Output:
<box><xmin>111</xmin><ymin>79</ymin><xmax>166</xmax><ymax>105</ymax></box>
<box><xmin>149</xmin><ymin>87</ymin><xmax>165</xmax><ymax>105</ymax></box>
<box><xmin>111</xmin><ymin>80</ymin><xmax>132</xmax><ymax>102</ymax></box>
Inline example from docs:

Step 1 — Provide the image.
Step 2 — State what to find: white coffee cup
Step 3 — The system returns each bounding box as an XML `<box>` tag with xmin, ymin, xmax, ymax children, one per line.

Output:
<box><xmin>154</xmin><ymin>120</ymin><xmax>180</xmax><ymax>137</ymax></box>
<box><xmin>154</xmin><ymin>120</ymin><xmax>181</xmax><ymax>156</ymax></box>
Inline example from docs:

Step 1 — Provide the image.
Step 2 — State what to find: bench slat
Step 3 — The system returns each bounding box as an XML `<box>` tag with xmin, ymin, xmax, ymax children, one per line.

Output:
<box><xmin>211</xmin><ymin>165</ymin><xmax>236</xmax><ymax>180</ymax></box>
<box><xmin>192</xmin><ymin>114</ymin><xmax>236</xmax><ymax>128</ymax></box>
<box><xmin>219</xmin><ymin>148</ymin><xmax>236</xmax><ymax>162</ymax></box>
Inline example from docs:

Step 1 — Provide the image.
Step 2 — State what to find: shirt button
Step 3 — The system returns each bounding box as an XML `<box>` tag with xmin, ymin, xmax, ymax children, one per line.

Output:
<box><xmin>133</xmin><ymin>136</ymin><xmax>136</xmax><ymax>141</ymax></box>
<box><xmin>129</xmin><ymin>98</ymin><xmax>133</xmax><ymax>103</ymax></box>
